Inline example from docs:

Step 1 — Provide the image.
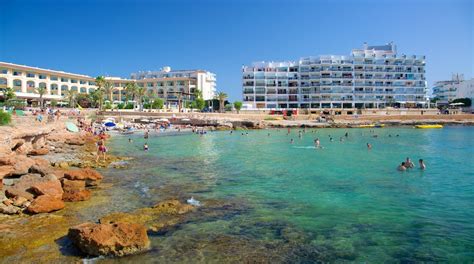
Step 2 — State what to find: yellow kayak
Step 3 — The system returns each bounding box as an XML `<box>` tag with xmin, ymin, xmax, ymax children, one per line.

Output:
<box><xmin>415</xmin><ymin>124</ymin><xmax>443</xmax><ymax>129</ymax></box>
<box><xmin>358</xmin><ymin>124</ymin><xmax>385</xmax><ymax>128</ymax></box>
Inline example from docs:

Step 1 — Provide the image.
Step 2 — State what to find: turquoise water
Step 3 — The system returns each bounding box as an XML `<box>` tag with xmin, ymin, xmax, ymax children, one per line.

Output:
<box><xmin>104</xmin><ymin>127</ymin><xmax>474</xmax><ymax>262</ymax></box>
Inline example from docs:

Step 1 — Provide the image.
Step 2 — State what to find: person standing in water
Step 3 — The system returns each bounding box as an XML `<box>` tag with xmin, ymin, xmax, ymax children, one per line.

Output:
<box><xmin>143</xmin><ymin>143</ymin><xmax>149</xmax><ymax>151</ymax></box>
<box><xmin>405</xmin><ymin>157</ymin><xmax>415</xmax><ymax>168</ymax></box>
<box><xmin>398</xmin><ymin>162</ymin><xmax>407</xmax><ymax>171</ymax></box>
<box><xmin>314</xmin><ymin>138</ymin><xmax>320</xmax><ymax>148</ymax></box>
<box><xmin>367</xmin><ymin>143</ymin><xmax>372</xmax><ymax>150</ymax></box>
<box><xmin>419</xmin><ymin>159</ymin><xmax>426</xmax><ymax>170</ymax></box>
<box><xmin>290</xmin><ymin>138</ymin><xmax>294</xmax><ymax>144</ymax></box>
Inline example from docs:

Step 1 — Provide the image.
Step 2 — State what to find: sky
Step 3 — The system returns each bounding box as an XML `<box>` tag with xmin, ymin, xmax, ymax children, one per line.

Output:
<box><xmin>0</xmin><ymin>0</ymin><xmax>472</xmax><ymax>101</ymax></box>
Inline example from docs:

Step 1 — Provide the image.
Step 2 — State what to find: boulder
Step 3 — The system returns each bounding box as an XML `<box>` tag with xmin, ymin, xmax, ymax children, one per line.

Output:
<box><xmin>30</xmin><ymin>179</ymin><xmax>64</xmax><ymax>200</ymax></box>
<box><xmin>61</xmin><ymin>179</ymin><xmax>86</xmax><ymax>192</ymax></box>
<box><xmin>153</xmin><ymin>199</ymin><xmax>195</xmax><ymax>215</ymax></box>
<box><xmin>27</xmin><ymin>195</ymin><xmax>65</xmax><ymax>214</ymax></box>
<box><xmin>64</xmin><ymin>168</ymin><xmax>103</xmax><ymax>186</ymax></box>
<box><xmin>62</xmin><ymin>189</ymin><xmax>91</xmax><ymax>202</ymax></box>
<box><xmin>10</xmin><ymin>155</ymin><xmax>36</xmax><ymax>176</ymax></box>
<box><xmin>0</xmin><ymin>203</ymin><xmax>20</xmax><ymax>215</ymax></box>
<box><xmin>12</xmin><ymin>196</ymin><xmax>29</xmax><ymax>207</ymax></box>
<box><xmin>5</xmin><ymin>173</ymin><xmax>56</xmax><ymax>201</ymax></box>
<box><xmin>68</xmin><ymin>222</ymin><xmax>150</xmax><ymax>257</ymax></box>
<box><xmin>0</xmin><ymin>165</ymin><xmax>14</xmax><ymax>178</ymax></box>
<box><xmin>28</xmin><ymin>148</ymin><xmax>49</xmax><ymax>156</ymax></box>
<box><xmin>29</xmin><ymin>157</ymin><xmax>53</xmax><ymax>176</ymax></box>
<box><xmin>65</xmin><ymin>138</ymin><xmax>85</xmax><ymax>146</ymax></box>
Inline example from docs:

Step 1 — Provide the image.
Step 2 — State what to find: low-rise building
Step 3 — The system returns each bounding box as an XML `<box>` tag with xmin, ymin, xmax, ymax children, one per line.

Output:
<box><xmin>432</xmin><ymin>74</ymin><xmax>474</xmax><ymax>105</ymax></box>
<box><xmin>0</xmin><ymin>62</ymin><xmax>217</xmax><ymax>107</ymax></box>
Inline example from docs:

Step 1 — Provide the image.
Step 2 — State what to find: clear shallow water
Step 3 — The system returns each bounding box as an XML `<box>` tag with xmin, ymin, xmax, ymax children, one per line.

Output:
<box><xmin>104</xmin><ymin>127</ymin><xmax>474</xmax><ymax>262</ymax></box>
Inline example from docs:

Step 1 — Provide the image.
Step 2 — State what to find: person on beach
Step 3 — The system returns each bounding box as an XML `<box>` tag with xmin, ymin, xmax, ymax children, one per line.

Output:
<box><xmin>419</xmin><ymin>159</ymin><xmax>426</xmax><ymax>170</ymax></box>
<box><xmin>398</xmin><ymin>162</ymin><xmax>407</xmax><ymax>171</ymax></box>
<box><xmin>405</xmin><ymin>157</ymin><xmax>415</xmax><ymax>168</ymax></box>
<box><xmin>367</xmin><ymin>143</ymin><xmax>372</xmax><ymax>150</ymax></box>
<box><xmin>96</xmin><ymin>139</ymin><xmax>107</xmax><ymax>162</ymax></box>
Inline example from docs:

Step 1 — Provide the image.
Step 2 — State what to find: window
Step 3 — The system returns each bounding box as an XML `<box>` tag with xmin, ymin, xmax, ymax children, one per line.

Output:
<box><xmin>0</xmin><ymin>68</ymin><xmax>8</xmax><ymax>74</ymax></box>
<box><xmin>27</xmin><ymin>72</ymin><xmax>35</xmax><ymax>78</ymax></box>
<box><xmin>13</xmin><ymin>80</ymin><xmax>21</xmax><ymax>86</ymax></box>
<box><xmin>80</xmin><ymin>80</ymin><xmax>86</xmax><ymax>84</ymax></box>
<box><xmin>71</xmin><ymin>79</ymin><xmax>78</xmax><ymax>83</ymax></box>
<box><xmin>39</xmin><ymin>74</ymin><xmax>47</xmax><ymax>79</ymax></box>
<box><xmin>50</xmin><ymin>76</ymin><xmax>58</xmax><ymax>81</ymax></box>
<box><xmin>167</xmin><ymin>81</ymin><xmax>174</xmax><ymax>86</ymax></box>
<box><xmin>61</xmin><ymin>77</ymin><xmax>68</xmax><ymax>82</ymax></box>
<box><xmin>13</xmin><ymin>71</ymin><xmax>22</xmax><ymax>76</ymax></box>
<box><xmin>88</xmin><ymin>81</ymin><xmax>95</xmax><ymax>86</ymax></box>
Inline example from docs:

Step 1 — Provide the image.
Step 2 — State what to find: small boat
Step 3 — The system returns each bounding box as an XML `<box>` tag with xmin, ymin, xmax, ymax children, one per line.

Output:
<box><xmin>415</xmin><ymin>124</ymin><xmax>443</xmax><ymax>129</ymax></box>
<box><xmin>358</xmin><ymin>124</ymin><xmax>375</xmax><ymax>128</ymax></box>
<box><xmin>374</xmin><ymin>124</ymin><xmax>385</xmax><ymax>128</ymax></box>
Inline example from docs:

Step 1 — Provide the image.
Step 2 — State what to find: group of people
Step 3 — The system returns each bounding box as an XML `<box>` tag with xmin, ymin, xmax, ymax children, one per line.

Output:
<box><xmin>398</xmin><ymin>157</ymin><xmax>426</xmax><ymax>171</ymax></box>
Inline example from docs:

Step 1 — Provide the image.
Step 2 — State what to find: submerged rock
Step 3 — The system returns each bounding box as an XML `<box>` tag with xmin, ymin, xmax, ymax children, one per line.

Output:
<box><xmin>27</xmin><ymin>195</ymin><xmax>65</xmax><ymax>214</ymax></box>
<box><xmin>68</xmin><ymin>222</ymin><xmax>150</xmax><ymax>257</ymax></box>
<box><xmin>62</xmin><ymin>189</ymin><xmax>91</xmax><ymax>202</ymax></box>
<box><xmin>5</xmin><ymin>173</ymin><xmax>54</xmax><ymax>201</ymax></box>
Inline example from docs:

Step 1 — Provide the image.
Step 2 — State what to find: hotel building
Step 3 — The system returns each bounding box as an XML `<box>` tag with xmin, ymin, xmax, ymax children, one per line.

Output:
<box><xmin>432</xmin><ymin>74</ymin><xmax>474</xmax><ymax>105</ymax></box>
<box><xmin>242</xmin><ymin>43</ymin><xmax>428</xmax><ymax>109</ymax></box>
<box><xmin>0</xmin><ymin>62</ymin><xmax>216</xmax><ymax>106</ymax></box>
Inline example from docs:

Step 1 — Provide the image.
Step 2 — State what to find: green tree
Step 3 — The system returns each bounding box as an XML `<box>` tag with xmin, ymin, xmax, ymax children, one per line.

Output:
<box><xmin>125</xmin><ymin>82</ymin><xmax>138</xmax><ymax>104</ymax></box>
<box><xmin>3</xmin><ymin>87</ymin><xmax>16</xmax><ymax>102</ymax></box>
<box><xmin>50</xmin><ymin>100</ymin><xmax>58</xmax><ymax>107</ymax></box>
<box><xmin>234</xmin><ymin>101</ymin><xmax>243</xmax><ymax>114</ymax></box>
<box><xmin>104</xmin><ymin>81</ymin><xmax>114</xmax><ymax>103</ymax></box>
<box><xmin>152</xmin><ymin>98</ymin><xmax>164</xmax><ymax>109</ymax></box>
<box><xmin>451</xmin><ymin>98</ymin><xmax>472</xmax><ymax>107</ymax></box>
<box><xmin>35</xmin><ymin>86</ymin><xmax>47</xmax><ymax>109</ymax></box>
<box><xmin>135</xmin><ymin>86</ymin><xmax>146</xmax><ymax>111</ymax></box>
<box><xmin>95</xmin><ymin>76</ymin><xmax>106</xmax><ymax>110</ymax></box>
<box><xmin>216</xmin><ymin>92</ymin><xmax>228</xmax><ymax>113</ymax></box>
<box><xmin>64</xmin><ymin>89</ymin><xmax>78</xmax><ymax>108</ymax></box>
<box><xmin>225</xmin><ymin>103</ymin><xmax>233</xmax><ymax>111</ymax></box>
<box><xmin>0</xmin><ymin>110</ymin><xmax>12</xmax><ymax>126</ymax></box>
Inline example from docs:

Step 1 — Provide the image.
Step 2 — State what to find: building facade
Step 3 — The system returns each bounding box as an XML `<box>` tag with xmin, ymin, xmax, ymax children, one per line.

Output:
<box><xmin>0</xmin><ymin>62</ymin><xmax>97</xmax><ymax>102</ymax></box>
<box><xmin>242</xmin><ymin>43</ymin><xmax>428</xmax><ymax>109</ymax></box>
<box><xmin>0</xmin><ymin>62</ymin><xmax>216</xmax><ymax>106</ymax></box>
<box><xmin>432</xmin><ymin>74</ymin><xmax>474</xmax><ymax>105</ymax></box>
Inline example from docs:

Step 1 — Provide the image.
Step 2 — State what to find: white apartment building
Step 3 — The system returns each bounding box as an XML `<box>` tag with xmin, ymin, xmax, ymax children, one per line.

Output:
<box><xmin>242</xmin><ymin>43</ymin><xmax>428</xmax><ymax>109</ymax></box>
<box><xmin>0</xmin><ymin>62</ymin><xmax>217</xmax><ymax>105</ymax></box>
<box><xmin>432</xmin><ymin>74</ymin><xmax>474</xmax><ymax>105</ymax></box>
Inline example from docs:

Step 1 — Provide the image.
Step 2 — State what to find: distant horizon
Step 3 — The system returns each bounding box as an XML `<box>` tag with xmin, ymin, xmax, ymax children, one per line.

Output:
<box><xmin>1</xmin><ymin>0</ymin><xmax>472</xmax><ymax>101</ymax></box>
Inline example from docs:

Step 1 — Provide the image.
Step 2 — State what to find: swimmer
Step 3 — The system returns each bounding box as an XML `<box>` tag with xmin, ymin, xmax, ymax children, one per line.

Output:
<box><xmin>298</xmin><ymin>131</ymin><xmax>302</xmax><ymax>138</ymax></box>
<box><xmin>367</xmin><ymin>143</ymin><xmax>372</xmax><ymax>150</ymax></box>
<box><xmin>128</xmin><ymin>138</ymin><xmax>132</xmax><ymax>143</ymax></box>
<box><xmin>340</xmin><ymin>137</ymin><xmax>343</xmax><ymax>142</ymax></box>
<box><xmin>330</xmin><ymin>137</ymin><xmax>333</xmax><ymax>142</ymax></box>
<box><xmin>314</xmin><ymin>138</ymin><xmax>320</xmax><ymax>148</ymax></box>
<box><xmin>290</xmin><ymin>138</ymin><xmax>294</xmax><ymax>144</ymax></box>
<box><xmin>419</xmin><ymin>159</ymin><xmax>426</xmax><ymax>170</ymax></box>
<box><xmin>398</xmin><ymin>162</ymin><xmax>407</xmax><ymax>171</ymax></box>
<box><xmin>143</xmin><ymin>143</ymin><xmax>149</xmax><ymax>151</ymax></box>
<box><xmin>405</xmin><ymin>157</ymin><xmax>415</xmax><ymax>168</ymax></box>
<box><xmin>389</xmin><ymin>134</ymin><xmax>392</xmax><ymax>137</ymax></box>
<box><xmin>345</xmin><ymin>132</ymin><xmax>348</xmax><ymax>137</ymax></box>
<box><xmin>268</xmin><ymin>133</ymin><xmax>271</xmax><ymax>136</ymax></box>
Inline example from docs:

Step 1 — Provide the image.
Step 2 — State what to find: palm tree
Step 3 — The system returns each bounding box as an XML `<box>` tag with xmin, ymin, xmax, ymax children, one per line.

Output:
<box><xmin>104</xmin><ymin>81</ymin><xmax>114</xmax><ymax>103</ymax></box>
<box><xmin>4</xmin><ymin>87</ymin><xmax>16</xmax><ymax>102</ymax></box>
<box><xmin>64</xmin><ymin>89</ymin><xmax>78</xmax><ymax>108</ymax></box>
<box><xmin>146</xmin><ymin>89</ymin><xmax>156</xmax><ymax>110</ymax></box>
<box><xmin>125</xmin><ymin>82</ymin><xmax>138</xmax><ymax>104</ymax></box>
<box><xmin>35</xmin><ymin>86</ymin><xmax>47</xmax><ymax>109</ymax></box>
<box><xmin>95</xmin><ymin>76</ymin><xmax>106</xmax><ymax>110</ymax></box>
<box><xmin>135</xmin><ymin>86</ymin><xmax>146</xmax><ymax>111</ymax></box>
<box><xmin>216</xmin><ymin>92</ymin><xmax>228</xmax><ymax>113</ymax></box>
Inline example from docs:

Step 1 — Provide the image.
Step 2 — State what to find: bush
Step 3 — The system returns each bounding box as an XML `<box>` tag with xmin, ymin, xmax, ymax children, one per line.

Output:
<box><xmin>234</xmin><ymin>101</ymin><xmax>243</xmax><ymax>113</ymax></box>
<box><xmin>0</xmin><ymin>110</ymin><xmax>12</xmax><ymax>126</ymax></box>
<box><xmin>152</xmin><ymin>98</ymin><xmax>164</xmax><ymax>109</ymax></box>
<box><xmin>104</xmin><ymin>102</ymin><xmax>112</xmax><ymax>110</ymax></box>
<box><xmin>451</xmin><ymin>98</ymin><xmax>472</xmax><ymax>107</ymax></box>
<box><xmin>117</xmin><ymin>103</ymin><xmax>125</xmax><ymax>109</ymax></box>
<box><xmin>125</xmin><ymin>103</ymin><xmax>134</xmax><ymax>109</ymax></box>
<box><xmin>225</xmin><ymin>103</ymin><xmax>233</xmax><ymax>111</ymax></box>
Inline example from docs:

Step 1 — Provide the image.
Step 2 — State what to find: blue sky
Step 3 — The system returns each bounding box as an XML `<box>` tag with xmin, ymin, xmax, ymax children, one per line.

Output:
<box><xmin>0</xmin><ymin>0</ymin><xmax>472</xmax><ymax>101</ymax></box>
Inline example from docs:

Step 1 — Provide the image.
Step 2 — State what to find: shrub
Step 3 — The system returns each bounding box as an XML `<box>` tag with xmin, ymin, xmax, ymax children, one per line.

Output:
<box><xmin>125</xmin><ymin>103</ymin><xmax>134</xmax><ymax>109</ymax></box>
<box><xmin>234</xmin><ymin>101</ymin><xmax>243</xmax><ymax>114</ymax></box>
<box><xmin>152</xmin><ymin>98</ymin><xmax>164</xmax><ymax>109</ymax></box>
<box><xmin>117</xmin><ymin>103</ymin><xmax>125</xmax><ymax>109</ymax></box>
<box><xmin>225</xmin><ymin>103</ymin><xmax>233</xmax><ymax>111</ymax></box>
<box><xmin>104</xmin><ymin>102</ymin><xmax>112</xmax><ymax>109</ymax></box>
<box><xmin>0</xmin><ymin>110</ymin><xmax>12</xmax><ymax>125</ymax></box>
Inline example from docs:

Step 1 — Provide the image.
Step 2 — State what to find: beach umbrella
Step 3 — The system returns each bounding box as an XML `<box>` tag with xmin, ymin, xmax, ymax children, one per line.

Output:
<box><xmin>104</xmin><ymin>122</ymin><xmax>116</xmax><ymax>127</ymax></box>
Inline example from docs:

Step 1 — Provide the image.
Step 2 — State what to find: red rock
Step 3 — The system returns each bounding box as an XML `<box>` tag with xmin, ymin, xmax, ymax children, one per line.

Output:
<box><xmin>27</xmin><ymin>195</ymin><xmax>65</xmax><ymax>214</ymax></box>
<box><xmin>12</xmin><ymin>196</ymin><xmax>28</xmax><ymax>207</ymax></box>
<box><xmin>0</xmin><ymin>153</ymin><xmax>16</xmax><ymax>166</ymax></box>
<box><xmin>65</xmin><ymin>138</ymin><xmax>85</xmax><ymax>146</ymax></box>
<box><xmin>10</xmin><ymin>155</ymin><xmax>35</xmax><ymax>176</ymax></box>
<box><xmin>0</xmin><ymin>165</ymin><xmax>14</xmax><ymax>179</ymax></box>
<box><xmin>28</xmin><ymin>148</ymin><xmax>49</xmax><ymax>156</ymax></box>
<box><xmin>31</xmin><ymin>179</ymin><xmax>64</xmax><ymax>200</ymax></box>
<box><xmin>62</xmin><ymin>189</ymin><xmax>91</xmax><ymax>202</ymax></box>
<box><xmin>68</xmin><ymin>222</ymin><xmax>150</xmax><ymax>256</ymax></box>
<box><xmin>29</xmin><ymin>157</ymin><xmax>53</xmax><ymax>176</ymax></box>
<box><xmin>61</xmin><ymin>179</ymin><xmax>86</xmax><ymax>192</ymax></box>
<box><xmin>5</xmin><ymin>173</ymin><xmax>55</xmax><ymax>201</ymax></box>
<box><xmin>64</xmin><ymin>168</ymin><xmax>103</xmax><ymax>186</ymax></box>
